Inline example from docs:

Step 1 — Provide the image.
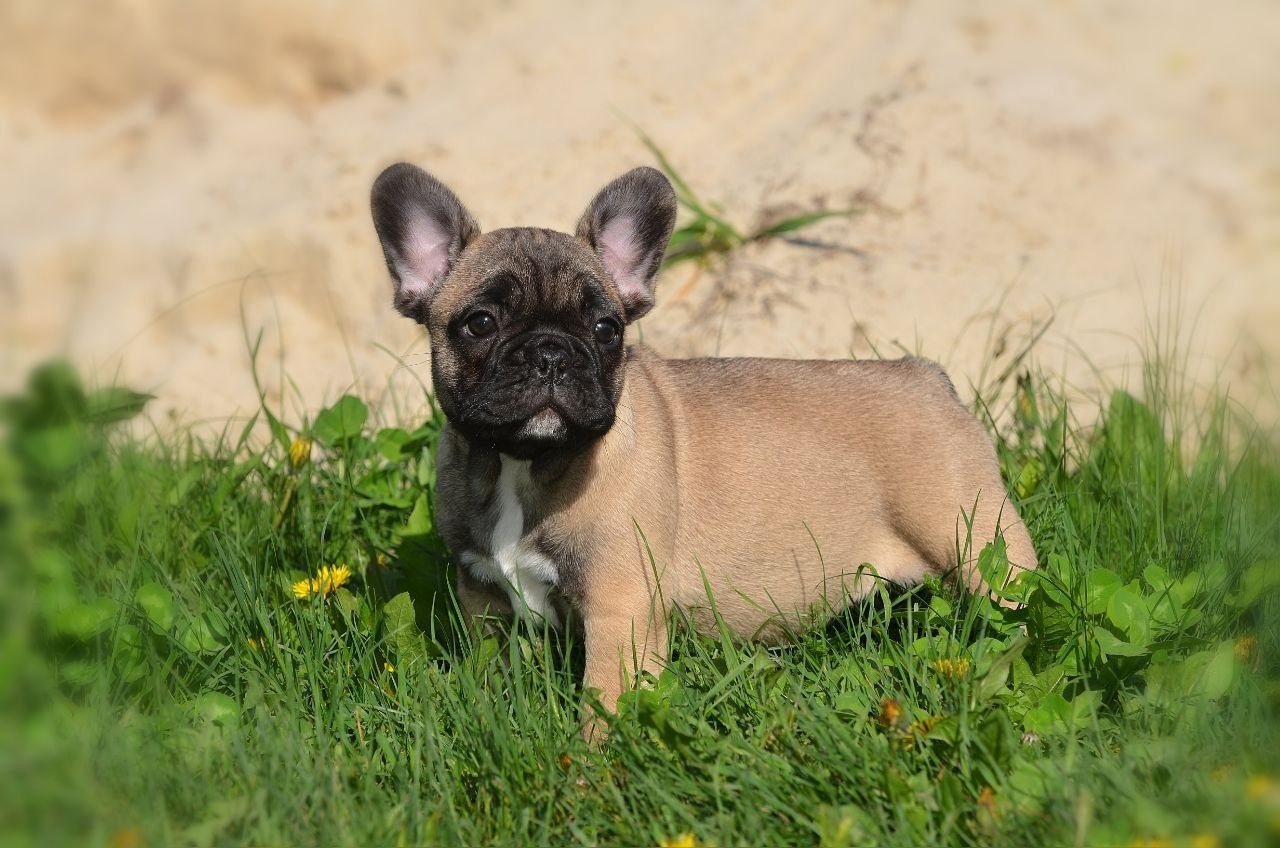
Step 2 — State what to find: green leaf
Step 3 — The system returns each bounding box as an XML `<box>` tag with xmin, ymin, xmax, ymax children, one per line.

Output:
<box><xmin>385</xmin><ymin>592</ymin><xmax>427</xmax><ymax>668</ymax></box>
<box><xmin>973</xmin><ymin>637</ymin><xmax>1028</xmax><ymax>704</ymax></box>
<box><xmin>976</xmin><ymin>539</ymin><xmax>1011</xmax><ymax>595</ymax></box>
<box><xmin>85</xmin><ymin>386</ymin><xmax>153</xmax><ymax>424</ymax></box>
<box><xmin>1106</xmin><ymin>588</ymin><xmax>1151</xmax><ymax>645</ymax></box>
<box><xmin>22</xmin><ymin>360</ymin><xmax>87</xmax><ymax>425</ymax></box>
<box><xmin>1093</xmin><ymin>626</ymin><xmax>1146</xmax><ymax>657</ymax></box>
<box><xmin>1142</xmin><ymin>564</ymin><xmax>1172</xmax><ymax>594</ymax></box>
<box><xmin>1228</xmin><ymin>559</ymin><xmax>1280</xmax><ymax>609</ymax></box>
<box><xmin>17</xmin><ymin>425</ymin><xmax>87</xmax><ymax>475</ymax></box>
<box><xmin>1085</xmin><ymin>569</ymin><xmax>1123</xmax><ymax>615</ymax></box>
<box><xmin>1146</xmin><ymin>642</ymin><xmax>1237</xmax><ymax>705</ymax></box>
<box><xmin>135</xmin><ymin>581</ymin><xmax>175</xmax><ymax>632</ymax></box>
<box><xmin>210</xmin><ymin>457</ymin><xmax>261</xmax><ymax>514</ymax></box>
<box><xmin>374</xmin><ymin>427</ymin><xmax>412</xmax><ymax>461</ymax></box>
<box><xmin>178</xmin><ymin>617</ymin><xmax>226</xmax><ymax>654</ymax></box>
<box><xmin>816</xmin><ymin>803</ymin><xmax>878</xmax><ymax>846</ymax></box>
<box><xmin>1170</xmin><ymin>572</ymin><xmax>1202</xmax><ymax>606</ymax></box>
<box><xmin>403</xmin><ymin>494</ymin><xmax>433</xmax><ymax>538</ymax></box>
<box><xmin>1014</xmin><ymin>458</ymin><xmax>1044</xmax><ymax>499</ymax></box>
<box><xmin>751</xmin><ymin>208</ymin><xmax>860</xmax><ymax>239</ymax></box>
<box><xmin>334</xmin><ymin>587</ymin><xmax>360</xmax><ymax>618</ymax></box>
<box><xmin>189</xmin><ymin>692</ymin><xmax>240</xmax><ymax>728</ymax></box>
<box><xmin>112</xmin><ymin>623</ymin><xmax>148</xmax><ymax>683</ymax></box>
<box><xmin>1191</xmin><ymin>642</ymin><xmax>1236</xmax><ymax>700</ymax></box>
<box><xmin>53</xmin><ymin>597</ymin><xmax>121</xmax><ymax>641</ymax></box>
<box><xmin>313</xmin><ymin>395</ymin><xmax>369</xmax><ymax>446</ymax></box>
<box><xmin>833</xmin><ymin>691</ymin><xmax>872</xmax><ymax>718</ymax></box>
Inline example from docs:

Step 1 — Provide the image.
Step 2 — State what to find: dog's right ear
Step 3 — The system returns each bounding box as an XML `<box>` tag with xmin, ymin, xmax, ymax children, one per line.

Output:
<box><xmin>371</xmin><ymin>163</ymin><xmax>480</xmax><ymax>321</ymax></box>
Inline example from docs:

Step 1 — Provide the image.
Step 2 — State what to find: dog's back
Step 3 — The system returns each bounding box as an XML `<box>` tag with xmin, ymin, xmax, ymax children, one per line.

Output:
<box><xmin>626</xmin><ymin>349</ymin><xmax>1036</xmax><ymax>636</ymax></box>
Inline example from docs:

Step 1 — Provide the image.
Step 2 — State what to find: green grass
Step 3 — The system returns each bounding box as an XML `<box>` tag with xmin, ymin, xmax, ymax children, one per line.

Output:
<box><xmin>635</xmin><ymin>129</ymin><xmax>860</xmax><ymax>272</ymax></box>
<box><xmin>2</xmin><ymin>347</ymin><xmax>1278</xmax><ymax>848</ymax></box>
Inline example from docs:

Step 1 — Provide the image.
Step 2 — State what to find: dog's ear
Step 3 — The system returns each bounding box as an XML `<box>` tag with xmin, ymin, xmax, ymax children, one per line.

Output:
<box><xmin>371</xmin><ymin>163</ymin><xmax>480</xmax><ymax>321</ymax></box>
<box><xmin>575</xmin><ymin>166</ymin><xmax>677</xmax><ymax>322</ymax></box>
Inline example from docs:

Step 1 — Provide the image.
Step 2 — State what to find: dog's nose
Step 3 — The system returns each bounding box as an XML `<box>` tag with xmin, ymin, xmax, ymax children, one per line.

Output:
<box><xmin>532</xmin><ymin>337</ymin><xmax>572</xmax><ymax>379</ymax></box>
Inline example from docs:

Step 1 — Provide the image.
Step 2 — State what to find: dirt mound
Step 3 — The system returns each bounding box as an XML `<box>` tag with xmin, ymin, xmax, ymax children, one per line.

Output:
<box><xmin>0</xmin><ymin>0</ymin><xmax>474</xmax><ymax>124</ymax></box>
<box><xmin>2</xmin><ymin>1</ymin><xmax>1276</xmax><ymax>429</ymax></box>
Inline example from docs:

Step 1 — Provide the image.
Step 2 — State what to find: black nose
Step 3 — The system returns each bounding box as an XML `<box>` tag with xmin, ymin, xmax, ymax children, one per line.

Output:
<box><xmin>531</xmin><ymin>337</ymin><xmax>572</xmax><ymax>380</ymax></box>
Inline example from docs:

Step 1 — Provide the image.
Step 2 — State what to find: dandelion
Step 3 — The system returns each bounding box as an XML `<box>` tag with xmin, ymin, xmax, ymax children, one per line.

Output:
<box><xmin>1235</xmin><ymin>634</ymin><xmax>1258</xmax><ymax>663</ymax></box>
<box><xmin>1190</xmin><ymin>834</ymin><xmax>1221</xmax><ymax>848</ymax></box>
<box><xmin>109</xmin><ymin>826</ymin><xmax>142</xmax><ymax>848</ymax></box>
<box><xmin>659</xmin><ymin>833</ymin><xmax>696</xmax><ymax>848</ymax></box>
<box><xmin>1248</xmin><ymin>774</ymin><xmax>1275</xmax><ymax>800</ymax></box>
<box><xmin>1126</xmin><ymin>839</ymin><xmax>1172</xmax><ymax>848</ymax></box>
<box><xmin>932</xmin><ymin>657</ymin><xmax>972</xmax><ymax>679</ymax></box>
<box><xmin>383</xmin><ymin>662</ymin><xmax>396</xmax><ymax>673</ymax></box>
<box><xmin>292</xmin><ymin>564</ymin><xmax>353</xmax><ymax>599</ymax></box>
<box><xmin>288</xmin><ymin>435</ymin><xmax>313</xmax><ymax>469</ymax></box>
<box><xmin>877</xmin><ymin>697</ymin><xmax>905</xmax><ymax>730</ymax></box>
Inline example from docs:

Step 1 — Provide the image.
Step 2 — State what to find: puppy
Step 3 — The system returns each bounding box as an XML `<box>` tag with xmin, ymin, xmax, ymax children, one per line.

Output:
<box><xmin>370</xmin><ymin>163</ymin><xmax>1037</xmax><ymax>718</ymax></box>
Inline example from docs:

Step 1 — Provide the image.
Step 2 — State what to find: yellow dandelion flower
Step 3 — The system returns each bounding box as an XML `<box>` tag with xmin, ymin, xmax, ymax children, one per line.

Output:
<box><xmin>288</xmin><ymin>435</ymin><xmax>313</xmax><ymax>469</ymax></box>
<box><xmin>932</xmin><ymin>657</ymin><xmax>972</xmax><ymax>679</ymax></box>
<box><xmin>1126</xmin><ymin>838</ymin><xmax>1172</xmax><ymax>848</ymax></box>
<box><xmin>291</xmin><ymin>564</ymin><xmax>353</xmax><ymax>599</ymax></box>
<box><xmin>384</xmin><ymin>662</ymin><xmax>396</xmax><ymax>674</ymax></box>
<box><xmin>109</xmin><ymin>826</ymin><xmax>142</xmax><ymax>848</ymax></box>
<box><xmin>877</xmin><ymin>697</ymin><xmax>905</xmax><ymax>730</ymax></box>
<box><xmin>659</xmin><ymin>833</ymin><xmax>696</xmax><ymax>848</ymax></box>
<box><xmin>1235</xmin><ymin>634</ymin><xmax>1258</xmax><ymax>663</ymax></box>
<box><xmin>1190</xmin><ymin>834</ymin><xmax>1221</xmax><ymax>848</ymax></box>
<box><xmin>1248</xmin><ymin>774</ymin><xmax>1275</xmax><ymax>800</ymax></box>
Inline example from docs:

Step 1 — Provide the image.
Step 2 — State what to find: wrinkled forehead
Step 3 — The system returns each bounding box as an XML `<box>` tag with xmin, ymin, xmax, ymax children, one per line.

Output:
<box><xmin>429</xmin><ymin>228</ymin><xmax>623</xmax><ymax>319</ymax></box>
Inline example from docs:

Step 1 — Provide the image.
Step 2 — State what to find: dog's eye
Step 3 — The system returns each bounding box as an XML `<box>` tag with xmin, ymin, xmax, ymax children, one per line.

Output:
<box><xmin>593</xmin><ymin>318</ymin><xmax>621</xmax><ymax>347</ymax></box>
<box><xmin>464</xmin><ymin>311</ymin><xmax>497</xmax><ymax>338</ymax></box>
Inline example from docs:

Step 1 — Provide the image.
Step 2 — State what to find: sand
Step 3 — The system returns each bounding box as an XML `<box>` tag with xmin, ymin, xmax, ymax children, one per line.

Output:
<box><xmin>2</xmin><ymin>0</ymin><xmax>1277</xmax><ymax>431</ymax></box>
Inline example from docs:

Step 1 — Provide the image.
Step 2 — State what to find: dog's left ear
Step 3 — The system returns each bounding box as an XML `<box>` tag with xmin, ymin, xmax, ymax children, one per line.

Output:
<box><xmin>575</xmin><ymin>167</ymin><xmax>677</xmax><ymax>322</ymax></box>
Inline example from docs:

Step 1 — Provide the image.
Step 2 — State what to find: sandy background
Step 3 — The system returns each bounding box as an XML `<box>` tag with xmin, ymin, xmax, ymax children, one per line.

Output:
<box><xmin>2</xmin><ymin>0</ymin><xmax>1277</xmax><ymax>431</ymax></box>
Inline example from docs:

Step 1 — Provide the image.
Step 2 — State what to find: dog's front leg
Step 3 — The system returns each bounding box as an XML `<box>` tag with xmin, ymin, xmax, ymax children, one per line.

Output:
<box><xmin>580</xmin><ymin>589</ymin><xmax>669</xmax><ymax>743</ymax></box>
<box><xmin>456</xmin><ymin>570</ymin><xmax>512</xmax><ymax>637</ymax></box>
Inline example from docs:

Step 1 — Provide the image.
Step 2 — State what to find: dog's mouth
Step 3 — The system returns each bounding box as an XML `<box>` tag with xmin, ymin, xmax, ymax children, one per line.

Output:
<box><xmin>516</xmin><ymin>407</ymin><xmax>568</xmax><ymax>441</ymax></box>
<box><xmin>451</xmin><ymin>389</ymin><xmax>615</xmax><ymax>459</ymax></box>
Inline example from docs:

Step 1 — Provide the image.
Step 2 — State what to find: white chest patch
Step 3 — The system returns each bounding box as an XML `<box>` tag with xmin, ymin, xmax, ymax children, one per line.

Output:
<box><xmin>460</xmin><ymin>457</ymin><xmax>562</xmax><ymax>628</ymax></box>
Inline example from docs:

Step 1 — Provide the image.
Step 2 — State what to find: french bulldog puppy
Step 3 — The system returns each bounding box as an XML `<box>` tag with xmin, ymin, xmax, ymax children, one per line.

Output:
<box><xmin>370</xmin><ymin>163</ymin><xmax>1037</xmax><ymax>720</ymax></box>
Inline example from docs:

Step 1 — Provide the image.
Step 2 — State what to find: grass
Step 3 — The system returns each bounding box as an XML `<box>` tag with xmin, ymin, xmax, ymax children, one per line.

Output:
<box><xmin>636</xmin><ymin>129</ymin><xmax>859</xmax><ymax>270</ymax></box>
<box><xmin>632</xmin><ymin>129</ymin><xmax>860</xmax><ymax>304</ymax></box>
<box><xmin>2</xmin><ymin>339</ymin><xmax>1279</xmax><ymax>847</ymax></box>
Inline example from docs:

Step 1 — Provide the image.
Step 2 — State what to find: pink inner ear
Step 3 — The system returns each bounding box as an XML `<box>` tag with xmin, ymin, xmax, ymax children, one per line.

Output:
<box><xmin>599</xmin><ymin>214</ymin><xmax>644</xmax><ymax>293</ymax></box>
<box><xmin>394</xmin><ymin>210</ymin><xmax>451</xmax><ymax>299</ymax></box>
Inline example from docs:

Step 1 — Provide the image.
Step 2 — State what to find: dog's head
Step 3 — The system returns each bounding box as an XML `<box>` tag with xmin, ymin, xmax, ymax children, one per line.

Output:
<box><xmin>371</xmin><ymin>164</ymin><xmax>676</xmax><ymax>459</ymax></box>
